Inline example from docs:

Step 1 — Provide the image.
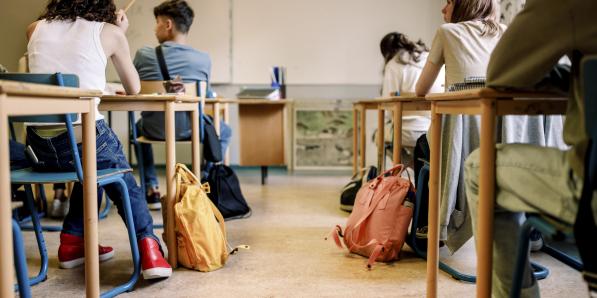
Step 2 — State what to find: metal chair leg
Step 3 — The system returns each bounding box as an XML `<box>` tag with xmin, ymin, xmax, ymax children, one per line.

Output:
<box><xmin>21</xmin><ymin>185</ymin><xmax>49</xmax><ymax>286</ymax></box>
<box><xmin>99</xmin><ymin>177</ymin><xmax>140</xmax><ymax>298</ymax></box>
<box><xmin>19</xmin><ymin>184</ymin><xmax>62</xmax><ymax>232</ymax></box>
<box><xmin>13</xmin><ymin>219</ymin><xmax>32</xmax><ymax>298</ymax></box>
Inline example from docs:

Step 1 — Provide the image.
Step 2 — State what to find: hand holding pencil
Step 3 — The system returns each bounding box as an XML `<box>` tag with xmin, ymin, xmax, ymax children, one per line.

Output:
<box><xmin>115</xmin><ymin>0</ymin><xmax>136</xmax><ymax>32</ymax></box>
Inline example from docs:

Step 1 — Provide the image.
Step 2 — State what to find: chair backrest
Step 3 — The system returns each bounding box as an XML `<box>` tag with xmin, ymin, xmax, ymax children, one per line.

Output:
<box><xmin>574</xmin><ymin>55</ymin><xmax>597</xmax><ymax>294</ymax></box>
<box><xmin>140</xmin><ymin>80</ymin><xmax>198</xmax><ymax>97</ymax></box>
<box><xmin>0</xmin><ymin>72</ymin><xmax>84</xmax><ymax>182</ymax></box>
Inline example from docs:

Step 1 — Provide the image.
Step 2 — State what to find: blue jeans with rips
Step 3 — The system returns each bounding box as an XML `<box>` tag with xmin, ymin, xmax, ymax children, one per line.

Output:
<box><xmin>26</xmin><ymin>120</ymin><xmax>159</xmax><ymax>243</ymax></box>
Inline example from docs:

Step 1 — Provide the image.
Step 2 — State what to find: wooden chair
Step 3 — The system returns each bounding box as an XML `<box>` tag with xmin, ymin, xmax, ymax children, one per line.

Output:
<box><xmin>128</xmin><ymin>80</ymin><xmax>205</xmax><ymax>196</ymax></box>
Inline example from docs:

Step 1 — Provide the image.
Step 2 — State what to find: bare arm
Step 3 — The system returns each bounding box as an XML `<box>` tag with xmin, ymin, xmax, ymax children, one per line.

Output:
<box><xmin>416</xmin><ymin>61</ymin><xmax>442</xmax><ymax>96</ymax></box>
<box><xmin>100</xmin><ymin>10</ymin><xmax>140</xmax><ymax>95</ymax></box>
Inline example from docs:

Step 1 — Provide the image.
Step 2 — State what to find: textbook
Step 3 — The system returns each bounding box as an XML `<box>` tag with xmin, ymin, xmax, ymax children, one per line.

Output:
<box><xmin>447</xmin><ymin>76</ymin><xmax>486</xmax><ymax>92</ymax></box>
<box><xmin>236</xmin><ymin>87</ymin><xmax>280</xmax><ymax>100</ymax></box>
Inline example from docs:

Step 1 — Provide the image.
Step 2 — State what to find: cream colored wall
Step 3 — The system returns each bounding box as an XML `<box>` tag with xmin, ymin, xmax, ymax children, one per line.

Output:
<box><xmin>0</xmin><ymin>0</ymin><xmax>45</xmax><ymax>71</ymax></box>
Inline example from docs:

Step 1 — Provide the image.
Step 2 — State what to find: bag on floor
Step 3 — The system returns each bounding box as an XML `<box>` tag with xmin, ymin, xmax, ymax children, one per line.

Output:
<box><xmin>329</xmin><ymin>164</ymin><xmax>415</xmax><ymax>268</ymax></box>
<box><xmin>171</xmin><ymin>163</ymin><xmax>231</xmax><ymax>271</ymax></box>
<box><xmin>201</xmin><ymin>115</ymin><xmax>223</xmax><ymax>163</ymax></box>
<box><xmin>340</xmin><ymin>166</ymin><xmax>377</xmax><ymax>212</ymax></box>
<box><xmin>203</xmin><ymin>164</ymin><xmax>251</xmax><ymax>220</ymax></box>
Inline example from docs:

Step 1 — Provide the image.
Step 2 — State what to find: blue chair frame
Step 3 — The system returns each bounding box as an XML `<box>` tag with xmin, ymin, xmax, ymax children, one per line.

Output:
<box><xmin>406</xmin><ymin>164</ymin><xmax>548</xmax><ymax>284</ymax></box>
<box><xmin>2</xmin><ymin>73</ymin><xmax>111</xmax><ymax>233</ymax></box>
<box><xmin>5</xmin><ymin>73</ymin><xmax>140</xmax><ymax>297</ymax></box>
<box><xmin>13</xmin><ymin>217</ymin><xmax>32</xmax><ymax>298</ymax></box>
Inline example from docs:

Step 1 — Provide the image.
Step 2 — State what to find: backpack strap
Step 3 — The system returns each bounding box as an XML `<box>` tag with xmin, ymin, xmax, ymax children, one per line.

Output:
<box><xmin>367</xmin><ymin>243</ymin><xmax>385</xmax><ymax>269</ymax></box>
<box><xmin>155</xmin><ymin>45</ymin><xmax>171</xmax><ymax>81</ymax></box>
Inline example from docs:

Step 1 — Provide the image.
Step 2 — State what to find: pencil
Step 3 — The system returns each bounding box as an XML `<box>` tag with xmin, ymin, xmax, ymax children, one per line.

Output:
<box><xmin>123</xmin><ymin>0</ymin><xmax>136</xmax><ymax>12</ymax></box>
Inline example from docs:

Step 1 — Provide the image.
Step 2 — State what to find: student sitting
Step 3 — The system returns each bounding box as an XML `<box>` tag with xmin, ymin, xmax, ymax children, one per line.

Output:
<box><xmin>379</xmin><ymin>32</ymin><xmax>444</xmax><ymax>167</ymax></box>
<box><xmin>413</xmin><ymin>0</ymin><xmax>506</xmax><ymax>252</ymax></box>
<box><xmin>25</xmin><ymin>0</ymin><xmax>171</xmax><ymax>279</ymax></box>
<box><xmin>133</xmin><ymin>0</ymin><xmax>231</xmax><ymax>210</ymax></box>
<box><xmin>414</xmin><ymin>0</ymin><xmax>564</xmax><ymax>253</ymax></box>
<box><xmin>464</xmin><ymin>0</ymin><xmax>597</xmax><ymax>296</ymax></box>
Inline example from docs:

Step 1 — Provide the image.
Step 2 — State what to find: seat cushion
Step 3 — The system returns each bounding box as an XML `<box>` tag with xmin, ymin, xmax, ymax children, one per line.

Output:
<box><xmin>11</xmin><ymin>168</ymin><xmax>132</xmax><ymax>184</ymax></box>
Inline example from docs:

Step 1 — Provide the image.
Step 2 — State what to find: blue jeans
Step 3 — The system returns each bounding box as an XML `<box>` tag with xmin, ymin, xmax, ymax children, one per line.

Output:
<box><xmin>9</xmin><ymin>140</ymin><xmax>29</xmax><ymax>171</ymax></box>
<box><xmin>26</xmin><ymin>120</ymin><xmax>158</xmax><ymax>242</ymax></box>
<box><xmin>136</xmin><ymin>119</ymin><xmax>232</xmax><ymax>191</ymax></box>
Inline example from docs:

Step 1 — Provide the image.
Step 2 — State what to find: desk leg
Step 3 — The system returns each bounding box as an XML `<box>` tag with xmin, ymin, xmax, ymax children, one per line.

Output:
<box><xmin>393</xmin><ymin>103</ymin><xmax>403</xmax><ymax>165</ymax></box>
<box><xmin>165</xmin><ymin>102</ymin><xmax>177</xmax><ymax>267</ymax></box>
<box><xmin>192</xmin><ymin>105</ymin><xmax>201</xmax><ymax>178</ymax></box>
<box><xmin>477</xmin><ymin>98</ymin><xmax>496</xmax><ymax>298</ymax></box>
<box><xmin>427</xmin><ymin>103</ymin><xmax>441</xmax><ymax>298</ymax></box>
<box><xmin>377</xmin><ymin>107</ymin><xmax>385</xmax><ymax>171</ymax></box>
<box><xmin>83</xmin><ymin>101</ymin><xmax>99</xmax><ymax>298</ymax></box>
<box><xmin>352</xmin><ymin>105</ymin><xmax>358</xmax><ymax>175</ymax></box>
<box><xmin>0</xmin><ymin>102</ymin><xmax>15</xmax><ymax>298</ymax></box>
<box><xmin>359</xmin><ymin>105</ymin><xmax>366</xmax><ymax>170</ymax></box>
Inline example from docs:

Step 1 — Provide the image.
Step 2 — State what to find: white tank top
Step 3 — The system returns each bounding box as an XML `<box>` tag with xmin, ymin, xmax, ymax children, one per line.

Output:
<box><xmin>28</xmin><ymin>18</ymin><xmax>107</xmax><ymax>121</ymax></box>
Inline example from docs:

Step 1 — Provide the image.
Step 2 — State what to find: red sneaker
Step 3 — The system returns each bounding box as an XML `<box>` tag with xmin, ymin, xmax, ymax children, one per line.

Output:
<box><xmin>139</xmin><ymin>237</ymin><xmax>172</xmax><ymax>279</ymax></box>
<box><xmin>58</xmin><ymin>233</ymin><xmax>114</xmax><ymax>269</ymax></box>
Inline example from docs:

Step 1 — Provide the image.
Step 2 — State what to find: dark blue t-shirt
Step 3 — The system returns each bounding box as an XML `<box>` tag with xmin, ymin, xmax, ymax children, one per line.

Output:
<box><xmin>133</xmin><ymin>42</ymin><xmax>212</xmax><ymax>140</ymax></box>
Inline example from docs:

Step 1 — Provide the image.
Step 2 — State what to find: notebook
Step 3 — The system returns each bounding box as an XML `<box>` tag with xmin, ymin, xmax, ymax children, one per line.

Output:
<box><xmin>447</xmin><ymin>76</ymin><xmax>486</xmax><ymax>92</ymax></box>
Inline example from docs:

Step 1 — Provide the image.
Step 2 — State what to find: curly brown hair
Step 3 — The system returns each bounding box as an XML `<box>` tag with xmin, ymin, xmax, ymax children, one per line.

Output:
<box><xmin>39</xmin><ymin>0</ymin><xmax>117</xmax><ymax>24</ymax></box>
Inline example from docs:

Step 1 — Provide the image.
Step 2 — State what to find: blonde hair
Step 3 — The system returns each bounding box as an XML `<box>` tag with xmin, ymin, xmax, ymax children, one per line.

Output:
<box><xmin>451</xmin><ymin>0</ymin><xmax>501</xmax><ymax>36</ymax></box>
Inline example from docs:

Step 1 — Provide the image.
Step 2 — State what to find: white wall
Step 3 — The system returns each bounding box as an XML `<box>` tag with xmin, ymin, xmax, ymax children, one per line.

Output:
<box><xmin>111</xmin><ymin>0</ymin><xmax>444</xmax><ymax>85</ymax></box>
<box><xmin>232</xmin><ymin>0</ymin><xmax>442</xmax><ymax>84</ymax></box>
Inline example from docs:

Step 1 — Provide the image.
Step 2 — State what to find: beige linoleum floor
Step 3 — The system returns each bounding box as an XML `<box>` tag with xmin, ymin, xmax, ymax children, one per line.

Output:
<box><xmin>21</xmin><ymin>169</ymin><xmax>588</xmax><ymax>297</ymax></box>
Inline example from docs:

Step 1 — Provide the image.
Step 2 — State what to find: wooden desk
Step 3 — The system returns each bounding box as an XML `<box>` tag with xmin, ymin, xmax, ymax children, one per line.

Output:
<box><xmin>218</xmin><ymin>99</ymin><xmax>290</xmax><ymax>184</ymax></box>
<box><xmin>375</xmin><ymin>96</ymin><xmax>429</xmax><ymax>171</ymax></box>
<box><xmin>425</xmin><ymin>88</ymin><xmax>567</xmax><ymax>298</ymax></box>
<box><xmin>352</xmin><ymin>100</ymin><xmax>380</xmax><ymax>174</ymax></box>
<box><xmin>99</xmin><ymin>94</ymin><xmax>201</xmax><ymax>268</ymax></box>
<box><xmin>0</xmin><ymin>80</ymin><xmax>101</xmax><ymax>297</ymax></box>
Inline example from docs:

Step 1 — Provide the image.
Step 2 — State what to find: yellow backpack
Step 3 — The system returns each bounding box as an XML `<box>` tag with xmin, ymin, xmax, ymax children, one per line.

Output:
<box><xmin>172</xmin><ymin>163</ymin><xmax>229</xmax><ymax>272</ymax></box>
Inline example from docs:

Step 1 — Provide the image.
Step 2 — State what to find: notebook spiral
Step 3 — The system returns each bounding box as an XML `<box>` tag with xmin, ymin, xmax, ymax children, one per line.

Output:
<box><xmin>447</xmin><ymin>76</ymin><xmax>486</xmax><ymax>92</ymax></box>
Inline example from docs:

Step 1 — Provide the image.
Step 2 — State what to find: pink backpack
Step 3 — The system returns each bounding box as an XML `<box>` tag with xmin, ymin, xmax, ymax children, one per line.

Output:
<box><xmin>329</xmin><ymin>165</ymin><xmax>414</xmax><ymax>268</ymax></box>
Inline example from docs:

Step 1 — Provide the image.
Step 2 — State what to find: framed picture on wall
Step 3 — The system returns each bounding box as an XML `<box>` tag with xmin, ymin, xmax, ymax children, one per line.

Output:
<box><xmin>293</xmin><ymin>101</ymin><xmax>353</xmax><ymax>170</ymax></box>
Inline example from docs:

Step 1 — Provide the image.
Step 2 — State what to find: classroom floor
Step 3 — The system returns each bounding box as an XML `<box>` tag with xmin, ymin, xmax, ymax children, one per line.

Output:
<box><xmin>21</xmin><ymin>168</ymin><xmax>588</xmax><ymax>297</ymax></box>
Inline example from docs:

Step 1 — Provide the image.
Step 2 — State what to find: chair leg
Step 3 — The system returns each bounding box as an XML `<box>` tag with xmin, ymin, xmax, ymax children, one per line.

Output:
<box><xmin>542</xmin><ymin>244</ymin><xmax>583</xmax><ymax>271</ymax></box>
<box><xmin>99</xmin><ymin>178</ymin><xmax>140</xmax><ymax>298</ymax></box>
<box><xmin>12</xmin><ymin>219</ymin><xmax>32</xmax><ymax>298</ymax></box>
<box><xmin>21</xmin><ymin>185</ymin><xmax>49</xmax><ymax>286</ymax></box>
<box><xmin>99</xmin><ymin>194</ymin><xmax>112</xmax><ymax>220</ymax></box>
<box><xmin>19</xmin><ymin>184</ymin><xmax>62</xmax><ymax>232</ymax></box>
<box><xmin>511</xmin><ymin>219</ymin><xmax>536</xmax><ymax>298</ymax></box>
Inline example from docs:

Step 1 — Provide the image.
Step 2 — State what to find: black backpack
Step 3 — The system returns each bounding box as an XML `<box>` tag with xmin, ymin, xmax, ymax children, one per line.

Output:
<box><xmin>340</xmin><ymin>166</ymin><xmax>377</xmax><ymax>212</ymax></box>
<box><xmin>203</xmin><ymin>164</ymin><xmax>251</xmax><ymax>220</ymax></box>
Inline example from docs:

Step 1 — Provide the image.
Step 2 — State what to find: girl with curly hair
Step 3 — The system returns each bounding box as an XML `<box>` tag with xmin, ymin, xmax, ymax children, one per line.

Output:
<box><xmin>25</xmin><ymin>0</ymin><xmax>172</xmax><ymax>280</ymax></box>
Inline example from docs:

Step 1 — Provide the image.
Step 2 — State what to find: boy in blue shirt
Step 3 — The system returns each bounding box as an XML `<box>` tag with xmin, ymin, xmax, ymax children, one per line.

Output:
<box><xmin>133</xmin><ymin>0</ymin><xmax>231</xmax><ymax>209</ymax></box>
